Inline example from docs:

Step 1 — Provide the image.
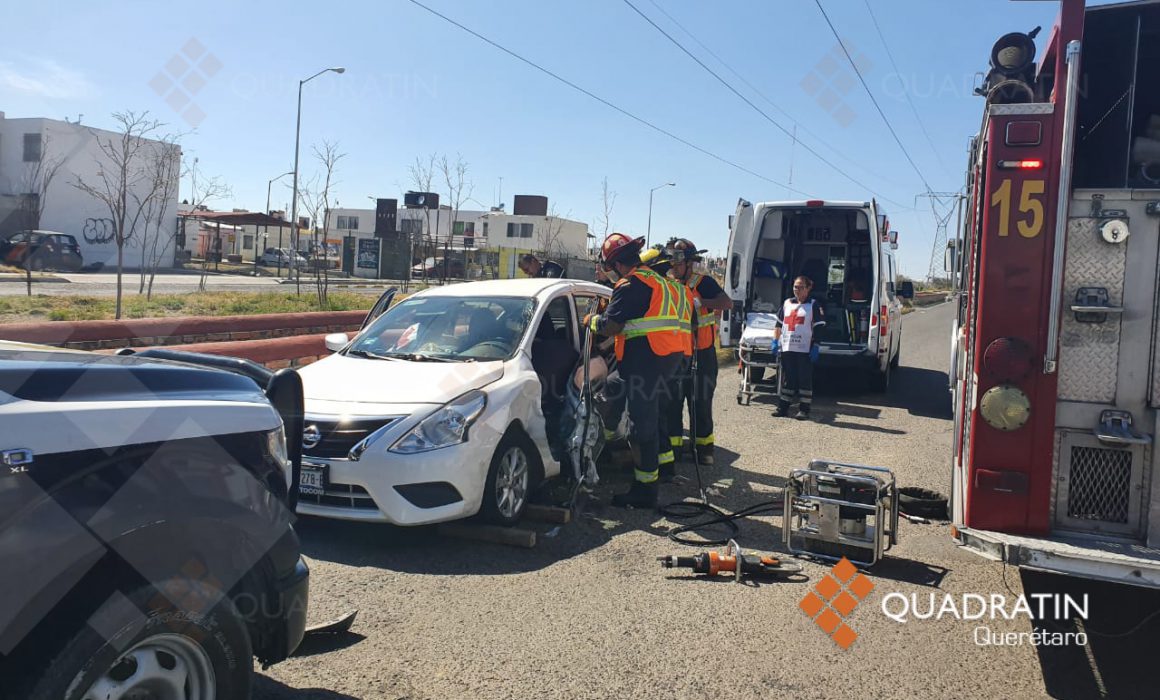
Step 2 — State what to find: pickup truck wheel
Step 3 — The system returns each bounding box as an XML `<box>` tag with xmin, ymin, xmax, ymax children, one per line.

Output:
<box><xmin>22</xmin><ymin>581</ymin><xmax>252</xmax><ymax>700</ymax></box>
<box><xmin>482</xmin><ymin>433</ymin><xmax>533</xmax><ymax>525</ymax></box>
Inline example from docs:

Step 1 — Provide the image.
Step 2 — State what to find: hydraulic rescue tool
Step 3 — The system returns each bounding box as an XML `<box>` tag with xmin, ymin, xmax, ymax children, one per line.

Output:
<box><xmin>658</xmin><ymin>539</ymin><xmax>803</xmax><ymax>582</ymax></box>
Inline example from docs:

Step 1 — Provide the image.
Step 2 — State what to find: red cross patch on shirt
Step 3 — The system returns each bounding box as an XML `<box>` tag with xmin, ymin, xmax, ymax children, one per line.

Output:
<box><xmin>784</xmin><ymin>304</ymin><xmax>806</xmax><ymax>331</ymax></box>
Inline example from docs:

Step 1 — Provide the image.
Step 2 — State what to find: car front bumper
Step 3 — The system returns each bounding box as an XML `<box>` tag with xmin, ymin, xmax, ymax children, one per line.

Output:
<box><xmin>295</xmin><ymin>429</ymin><xmax>503</xmax><ymax>526</ymax></box>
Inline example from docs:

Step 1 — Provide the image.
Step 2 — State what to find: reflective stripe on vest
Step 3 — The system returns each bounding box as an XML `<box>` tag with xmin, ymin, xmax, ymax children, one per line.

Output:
<box><xmin>688</xmin><ymin>273</ymin><xmax>718</xmax><ymax>351</ymax></box>
<box><xmin>614</xmin><ymin>268</ymin><xmax>688</xmax><ymax>361</ymax></box>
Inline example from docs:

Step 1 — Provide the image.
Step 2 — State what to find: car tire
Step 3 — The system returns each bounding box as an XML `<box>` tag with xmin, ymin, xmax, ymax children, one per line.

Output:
<box><xmin>890</xmin><ymin>336</ymin><xmax>901</xmax><ymax>369</ymax></box>
<box><xmin>482</xmin><ymin>431</ymin><xmax>535</xmax><ymax>526</ymax></box>
<box><xmin>16</xmin><ymin>580</ymin><xmax>252</xmax><ymax>700</ymax></box>
<box><xmin>899</xmin><ymin>486</ymin><xmax>949</xmax><ymax>520</ymax></box>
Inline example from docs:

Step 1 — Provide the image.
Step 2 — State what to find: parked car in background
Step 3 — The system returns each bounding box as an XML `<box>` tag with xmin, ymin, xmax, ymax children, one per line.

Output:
<box><xmin>295</xmin><ymin>278</ymin><xmax>613</xmax><ymax>527</ymax></box>
<box><xmin>411</xmin><ymin>257</ymin><xmax>465</xmax><ymax>278</ymax></box>
<box><xmin>0</xmin><ymin>342</ymin><xmax>309</xmax><ymax>700</ymax></box>
<box><xmin>260</xmin><ymin>247</ymin><xmax>307</xmax><ymax>268</ymax></box>
<box><xmin>0</xmin><ymin>230</ymin><xmax>83</xmax><ymax>272</ymax></box>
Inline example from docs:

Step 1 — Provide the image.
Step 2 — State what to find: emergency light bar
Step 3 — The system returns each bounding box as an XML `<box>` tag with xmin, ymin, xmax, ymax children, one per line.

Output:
<box><xmin>997</xmin><ymin>159</ymin><xmax>1043</xmax><ymax>169</ymax></box>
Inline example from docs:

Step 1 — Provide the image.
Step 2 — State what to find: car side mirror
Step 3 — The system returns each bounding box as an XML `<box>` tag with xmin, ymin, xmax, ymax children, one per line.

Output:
<box><xmin>324</xmin><ymin>332</ymin><xmax>350</xmax><ymax>353</ymax></box>
<box><xmin>898</xmin><ymin>281</ymin><xmax>915</xmax><ymax>299</ymax></box>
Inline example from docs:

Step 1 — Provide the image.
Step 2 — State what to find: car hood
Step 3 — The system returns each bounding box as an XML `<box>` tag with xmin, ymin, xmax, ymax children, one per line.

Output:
<box><xmin>299</xmin><ymin>353</ymin><xmax>506</xmax><ymax>406</ymax></box>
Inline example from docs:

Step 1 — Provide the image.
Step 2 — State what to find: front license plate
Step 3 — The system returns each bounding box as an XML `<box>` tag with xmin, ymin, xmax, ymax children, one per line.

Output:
<box><xmin>299</xmin><ymin>464</ymin><xmax>327</xmax><ymax>496</ymax></box>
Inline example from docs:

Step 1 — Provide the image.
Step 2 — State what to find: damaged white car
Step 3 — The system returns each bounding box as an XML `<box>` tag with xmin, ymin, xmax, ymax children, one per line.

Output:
<box><xmin>295</xmin><ymin>279</ymin><xmax>617</xmax><ymax>526</ymax></box>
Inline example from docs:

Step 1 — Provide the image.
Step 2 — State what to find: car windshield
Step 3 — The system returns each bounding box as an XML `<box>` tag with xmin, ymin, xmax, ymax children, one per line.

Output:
<box><xmin>348</xmin><ymin>295</ymin><xmax>535</xmax><ymax>362</ymax></box>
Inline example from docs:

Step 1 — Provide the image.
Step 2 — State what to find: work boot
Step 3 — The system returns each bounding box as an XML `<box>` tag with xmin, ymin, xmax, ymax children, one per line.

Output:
<box><xmin>773</xmin><ymin>401</ymin><xmax>790</xmax><ymax>418</ymax></box>
<box><xmin>659</xmin><ymin>462</ymin><xmax>677</xmax><ymax>483</ymax></box>
<box><xmin>794</xmin><ymin>406</ymin><xmax>811</xmax><ymax>421</ymax></box>
<box><xmin>611</xmin><ymin>481</ymin><xmax>658</xmax><ymax>509</ymax></box>
<box><xmin>696</xmin><ymin>447</ymin><xmax>715</xmax><ymax>466</ymax></box>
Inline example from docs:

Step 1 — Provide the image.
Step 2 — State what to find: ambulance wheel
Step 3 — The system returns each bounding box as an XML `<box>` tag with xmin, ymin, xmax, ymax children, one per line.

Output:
<box><xmin>890</xmin><ymin>340</ymin><xmax>901</xmax><ymax>369</ymax></box>
<box><xmin>870</xmin><ymin>361</ymin><xmax>891</xmax><ymax>393</ymax></box>
<box><xmin>736</xmin><ymin>394</ymin><xmax>743</xmax><ymax>405</ymax></box>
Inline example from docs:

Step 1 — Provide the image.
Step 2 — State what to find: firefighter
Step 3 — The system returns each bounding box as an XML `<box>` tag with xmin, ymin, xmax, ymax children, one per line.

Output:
<box><xmin>666</xmin><ymin>238</ymin><xmax>731</xmax><ymax>465</ymax></box>
<box><xmin>641</xmin><ymin>246</ymin><xmax>694</xmax><ymax>480</ymax></box>
<box><xmin>586</xmin><ymin>233</ymin><xmax>686</xmax><ymax>507</ymax></box>
<box><xmin>773</xmin><ymin>275</ymin><xmax>825</xmax><ymax>420</ymax></box>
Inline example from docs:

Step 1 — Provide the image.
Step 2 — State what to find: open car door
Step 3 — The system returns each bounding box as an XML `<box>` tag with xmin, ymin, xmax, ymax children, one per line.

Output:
<box><xmin>360</xmin><ymin>286</ymin><xmax>398</xmax><ymax>330</ymax></box>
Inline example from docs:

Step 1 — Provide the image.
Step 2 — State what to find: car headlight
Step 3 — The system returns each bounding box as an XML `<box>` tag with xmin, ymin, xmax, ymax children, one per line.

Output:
<box><xmin>266</xmin><ymin>425</ymin><xmax>290</xmax><ymax>471</ymax></box>
<box><xmin>390</xmin><ymin>390</ymin><xmax>487</xmax><ymax>454</ymax></box>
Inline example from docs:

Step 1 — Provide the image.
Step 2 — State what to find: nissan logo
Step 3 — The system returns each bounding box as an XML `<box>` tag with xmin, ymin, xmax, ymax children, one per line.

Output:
<box><xmin>303</xmin><ymin>425</ymin><xmax>322</xmax><ymax>449</ymax></box>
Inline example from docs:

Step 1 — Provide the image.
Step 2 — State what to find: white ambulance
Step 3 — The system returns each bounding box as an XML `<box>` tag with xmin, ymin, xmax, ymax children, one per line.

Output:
<box><xmin>720</xmin><ymin>199</ymin><xmax>913</xmax><ymax>391</ymax></box>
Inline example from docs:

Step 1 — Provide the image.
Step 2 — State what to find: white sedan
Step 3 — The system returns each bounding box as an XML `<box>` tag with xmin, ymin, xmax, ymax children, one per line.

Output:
<box><xmin>295</xmin><ymin>278</ymin><xmax>612</xmax><ymax>526</ymax></box>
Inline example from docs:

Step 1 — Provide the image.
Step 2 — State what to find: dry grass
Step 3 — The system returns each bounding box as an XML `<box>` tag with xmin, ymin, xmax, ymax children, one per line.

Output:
<box><xmin>0</xmin><ymin>291</ymin><xmax>373</xmax><ymax>324</ymax></box>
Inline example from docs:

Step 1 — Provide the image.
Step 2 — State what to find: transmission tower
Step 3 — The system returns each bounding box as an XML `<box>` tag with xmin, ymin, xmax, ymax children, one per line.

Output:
<box><xmin>919</xmin><ymin>192</ymin><xmax>965</xmax><ymax>285</ymax></box>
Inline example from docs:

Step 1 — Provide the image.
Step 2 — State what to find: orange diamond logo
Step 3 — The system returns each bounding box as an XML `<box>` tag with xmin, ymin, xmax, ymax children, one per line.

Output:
<box><xmin>799</xmin><ymin>557</ymin><xmax>870</xmax><ymax>650</ymax></box>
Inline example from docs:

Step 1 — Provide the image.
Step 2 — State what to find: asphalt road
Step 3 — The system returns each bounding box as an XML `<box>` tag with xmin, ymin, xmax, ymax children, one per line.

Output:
<box><xmin>256</xmin><ymin>302</ymin><xmax>1160</xmax><ymax>700</ymax></box>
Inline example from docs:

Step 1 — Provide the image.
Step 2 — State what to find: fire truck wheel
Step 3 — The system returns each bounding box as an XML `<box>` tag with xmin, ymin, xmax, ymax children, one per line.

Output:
<box><xmin>898</xmin><ymin>487</ymin><xmax>948</xmax><ymax>520</ymax></box>
<box><xmin>869</xmin><ymin>361</ymin><xmax>891</xmax><ymax>393</ymax></box>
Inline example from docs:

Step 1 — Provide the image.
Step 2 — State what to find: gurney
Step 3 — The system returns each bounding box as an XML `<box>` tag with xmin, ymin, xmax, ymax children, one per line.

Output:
<box><xmin>737</xmin><ymin>311</ymin><xmax>781</xmax><ymax>406</ymax></box>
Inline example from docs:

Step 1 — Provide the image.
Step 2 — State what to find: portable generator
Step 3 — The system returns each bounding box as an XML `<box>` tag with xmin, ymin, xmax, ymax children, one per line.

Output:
<box><xmin>782</xmin><ymin>460</ymin><xmax>899</xmax><ymax>567</ymax></box>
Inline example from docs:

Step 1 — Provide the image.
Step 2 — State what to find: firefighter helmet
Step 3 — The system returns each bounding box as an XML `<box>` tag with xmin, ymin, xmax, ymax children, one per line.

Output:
<box><xmin>640</xmin><ymin>246</ymin><xmax>673</xmax><ymax>275</ymax></box>
<box><xmin>600</xmin><ymin>233</ymin><xmax>645</xmax><ymax>266</ymax></box>
<box><xmin>666</xmin><ymin>237</ymin><xmax>707</xmax><ymax>263</ymax></box>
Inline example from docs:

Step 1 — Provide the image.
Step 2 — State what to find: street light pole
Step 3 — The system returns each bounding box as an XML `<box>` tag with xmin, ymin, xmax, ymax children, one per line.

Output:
<box><xmin>289</xmin><ymin>66</ymin><xmax>345</xmax><ymax>291</ymax></box>
<box><xmin>264</xmin><ymin>170</ymin><xmax>293</xmax><ymax>277</ymax></box>
<box><xmin>646</xmin><ymin>181</ymin><xmax>676</xmax><ymax>248</ymax></box>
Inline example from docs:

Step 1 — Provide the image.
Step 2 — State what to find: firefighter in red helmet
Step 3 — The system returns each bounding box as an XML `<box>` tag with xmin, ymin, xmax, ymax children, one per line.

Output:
<box><xmin>666</xmin><ymin>237</ymin><xmax>731</xmax><ymax>465</ymax></box>
<box><xmin>585</xmin><ymin>233</ymin><xmax>687</xmax><ymax>507</ymax></box>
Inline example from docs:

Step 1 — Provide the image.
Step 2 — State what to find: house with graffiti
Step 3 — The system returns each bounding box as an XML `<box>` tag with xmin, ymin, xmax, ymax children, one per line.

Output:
<box><xmin>0</xmin><ymin>111</ymin><xmax>181</xmax><ymax>270</ymax></box>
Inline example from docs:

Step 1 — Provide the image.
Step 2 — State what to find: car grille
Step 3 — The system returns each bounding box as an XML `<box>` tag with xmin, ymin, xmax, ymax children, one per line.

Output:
<box><xmin>302</xmin><ymin>416</ymin><xmax>399</xmax><ymax>459</ymax></box>
<box><xmin>298</xmin><ymin>483</ymin><xmax>379</xmax><ymax>510</ymax></box>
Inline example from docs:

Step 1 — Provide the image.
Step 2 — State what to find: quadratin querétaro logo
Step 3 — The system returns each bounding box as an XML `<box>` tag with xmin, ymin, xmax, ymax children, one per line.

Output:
<box><xmin>880</xmin><ymin>591</ymin><xmax>1090</xmax><ymax>647</ymax></box>
<box><xmin>799</xmin><ymin>557</ymin><xmax>874</xmax><ymax>649</ymax></box>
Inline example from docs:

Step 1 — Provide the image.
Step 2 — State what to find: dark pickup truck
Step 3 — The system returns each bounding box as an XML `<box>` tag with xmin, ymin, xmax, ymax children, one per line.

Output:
<box><xmin>0</xmin><ymin>342</ymin><xmax>308</xmax><ymax>700</ymax></box>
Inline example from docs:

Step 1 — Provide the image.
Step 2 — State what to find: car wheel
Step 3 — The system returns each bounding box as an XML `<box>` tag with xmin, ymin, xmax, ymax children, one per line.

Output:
<box><xmin>18</xmin><ymin>580</ymin><xmax>252</xmax><ymax>700</ymax></box>
<box><xmin>482</xmin><ymin>432</ymin><xmax>534</xmax><ymax>525</ymax></box>
<box><xmin>890</xmin><ymin>335</ymin><xmax>901</xmax><ymax>368</ymax></box>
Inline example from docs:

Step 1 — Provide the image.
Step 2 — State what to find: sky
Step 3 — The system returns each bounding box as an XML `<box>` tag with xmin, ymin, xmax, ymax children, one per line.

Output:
<box><xmin>1</xmin><ymin>0</ymin><xmax>1084</xmax><ymax>277</ymax></box>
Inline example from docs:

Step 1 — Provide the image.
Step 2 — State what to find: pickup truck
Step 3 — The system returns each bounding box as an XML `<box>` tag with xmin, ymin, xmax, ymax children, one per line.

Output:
<box><xmin>0</xmin><ymin>342</ymin><xmax>308</xmax><ymax>700</ymax></box>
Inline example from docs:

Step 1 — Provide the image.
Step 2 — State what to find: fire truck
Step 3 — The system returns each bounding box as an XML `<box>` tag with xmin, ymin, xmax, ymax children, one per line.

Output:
<box><xmin>951</xmin><ymin>0</ymin><xmax>1160</xmax><ymax>588</ymax></box>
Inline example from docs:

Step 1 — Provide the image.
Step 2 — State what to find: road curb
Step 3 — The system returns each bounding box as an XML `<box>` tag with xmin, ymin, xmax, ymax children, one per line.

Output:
<box><xmin>0</xmin><ymin>275</ymin><xmax>69</xmax><ymax>283</ymax></box>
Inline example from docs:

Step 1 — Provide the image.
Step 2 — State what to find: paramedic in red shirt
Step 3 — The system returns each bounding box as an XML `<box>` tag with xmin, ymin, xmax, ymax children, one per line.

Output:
<box><xmin>774</xmin><ymin>275</ymin><xmax>825</xmax><ymax>420</ymax></box>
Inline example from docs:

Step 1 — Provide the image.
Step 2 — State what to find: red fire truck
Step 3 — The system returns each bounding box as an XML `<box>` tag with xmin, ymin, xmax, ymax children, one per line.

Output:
<box><xmin>951</xmin><ymin>0</ymin><xmax>1160</xmax><ymax>587</ymax></box>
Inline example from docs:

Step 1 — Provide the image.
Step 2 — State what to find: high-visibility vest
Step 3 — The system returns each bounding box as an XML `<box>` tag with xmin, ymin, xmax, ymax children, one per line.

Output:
<box><xmin>687</xmin><ymin>273</ymin><xmax>718</xmax><ymax>351</ymax></box>
<box><xmin>614</xmin><ymin>268</ymin><xmax>688</xmax><ymax>361</ymax></box>
<box><xmin>669</xmin><ymin>276</ymin><xmax>695</xmax><ymax>357</ymax></box>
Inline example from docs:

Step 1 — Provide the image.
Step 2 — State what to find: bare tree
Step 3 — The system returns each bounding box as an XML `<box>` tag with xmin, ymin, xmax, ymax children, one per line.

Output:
<box><xmin>297</xmin><ymin>141</ymin><xmax>345</xmax><ymax>307</ymax></box>
<box><xmin>438</xmin><ymin>153</ymin><xmax>472</xmax><ymax>284</ymax></box>
<box><xmin>16</xmin><ymin>134</ymin><xmax>66</xmax><ymax>296</ymax></box>
<box><xmin>598</xmin><ymin>176</ymin><xmax>616</xmax><ymax>239</ymax></box>
<box><xmin>186</xmin><ymin>158</ymin><xmax>234</xmax><ymax>291</ymax></box>
<box><xmin>72</xmin><ymin>111</ymin><xmax>167</xmax><ymax>319</ymax></box>
<box><xmin>407</xmin><ymin>154</ymin><xmax>438</xmax><ymax>287</ymax></box>
<box><xmin>541</xmin><ymin>205</ymin><xmax>571</xmax><ymax>264</ymax></box>
<box><xmin>137</xmin><ymin>136</ymin><xmax>182</xmax><ymax>298</ymax></box>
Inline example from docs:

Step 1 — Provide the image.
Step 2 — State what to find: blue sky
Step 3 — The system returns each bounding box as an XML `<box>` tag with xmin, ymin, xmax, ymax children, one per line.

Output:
<box><xmin>2</xmin><ymin>0</ymin><xmax>1076</xmax><ymax>276</ymax></box>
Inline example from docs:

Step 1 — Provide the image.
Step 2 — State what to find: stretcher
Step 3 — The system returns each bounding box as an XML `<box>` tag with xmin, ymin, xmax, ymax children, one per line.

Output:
<box><xmin>736</xmin><ymin>312</ymin><xmax>782</xmax><ymax>406</ymax></box>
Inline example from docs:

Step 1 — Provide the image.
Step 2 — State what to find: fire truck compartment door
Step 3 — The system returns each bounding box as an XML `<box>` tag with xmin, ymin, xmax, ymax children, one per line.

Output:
<box><xmin>957</xmin><ymin>526</ymin><xmax>1160</xmax><ymax>589</ymax></box>
<box><xmin>1057</xmin><ymin>218</ymin><xmax>1126</xmax><ymax>404</ymax></box>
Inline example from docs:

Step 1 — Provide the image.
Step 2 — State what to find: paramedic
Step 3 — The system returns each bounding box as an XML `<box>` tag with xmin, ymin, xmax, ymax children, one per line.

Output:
<box><xmin>774</xmin><ymin>275</ymin><xmax>825</xmax><ymax>420</ymax></box>
<box><xmin>586</xmin><ymin>233</ymin><xmax>685</xmax><ymax>507</ymax></box>
<box><xmin>641</xmin><ymin>247</ymin><xmax>694</xmax><ymax>480</ymax></box>
<box><xmin>519</xmin><ymin>254</ymin><xmax>564</xmax><ymax>279</ymax></box>
<box><xmin>667</xmin><ymin>238</ymin><xmax>732</xmax><ymax>465</ymax></box>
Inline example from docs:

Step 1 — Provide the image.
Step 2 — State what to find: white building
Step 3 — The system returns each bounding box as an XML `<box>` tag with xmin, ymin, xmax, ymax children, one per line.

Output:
<box><xmin>0</xmin><ymin>112</ymin><xmax>181</xmax><ymax>269</ymax></box>
<box><xmin>326</xmin><ymin>204</ymin><xmax>591</xmax><ymax>260</ymax></box>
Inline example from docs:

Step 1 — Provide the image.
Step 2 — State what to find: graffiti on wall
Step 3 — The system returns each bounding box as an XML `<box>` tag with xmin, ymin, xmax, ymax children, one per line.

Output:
<box><xmin>82</xmin><ymin>218</ymin><xmax>115</xmax><ymax>245</ymax></box>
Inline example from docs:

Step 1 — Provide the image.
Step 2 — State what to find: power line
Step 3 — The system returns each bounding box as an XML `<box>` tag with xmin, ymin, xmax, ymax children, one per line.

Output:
<box><xmin>814</xmin><ymin>0</ymin><xmax>933</xmax><ymax>193</ymax></box>
<box><xmin>622</xmin><ymin>0</ymin><xmax>904</xmax><ymax>209</ymax></box>
<box><xmin>862</xmin><ymin>0</ymin><xmax>952</xmax><ymax>178</ymax></box>
<box><xmin>404</xmin><ymin>0</ymin><xmax>810</xmax><ymax>196</ymax></box>
<box><xmin>643</xmin><ymin>0</ymin><xmax>907</xmax><ymax>191</ymax></box>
